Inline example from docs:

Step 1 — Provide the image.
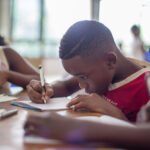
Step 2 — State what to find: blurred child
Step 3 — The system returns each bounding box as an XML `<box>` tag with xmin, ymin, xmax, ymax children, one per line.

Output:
<box><xmin>0</xmin><ymin>35</ymin><xmax>39</xmax><ymax>89</ymax></box>
<box><xmin>131</xmin><ymin>25</ymin><xmax>145</xmax><ymax>60</ymax></box>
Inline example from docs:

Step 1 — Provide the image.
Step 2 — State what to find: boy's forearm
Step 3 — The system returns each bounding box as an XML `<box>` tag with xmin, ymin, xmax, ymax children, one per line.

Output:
<box><xmin>51</xmin><ymin>77</ymin><xmax>80</xmax><ymax>97</ymax></box>
<box><xmin>107</xmin><ymin>105</ymin><xmax>128</xmax><ymax>121</ymax></box>
<box><xmin>6</xmin><ymin>70</ymin><xmax>40</xmax><ymax>88</ymax></box>
<box><xmin>94</xmin><ymin>101</ymin><xmax>128</xmax><ymax>121</ymax></box>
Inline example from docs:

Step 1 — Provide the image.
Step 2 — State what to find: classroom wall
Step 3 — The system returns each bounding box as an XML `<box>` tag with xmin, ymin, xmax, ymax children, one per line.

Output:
<box><xmin>0</xmin><ymin>0</ymin><xmax>11</xmax><ymax>39</ymax></box>
<box><xmin>26</xmin><ymin>57</ymin><xmax>67</xmax><ymax>82</ymax></box>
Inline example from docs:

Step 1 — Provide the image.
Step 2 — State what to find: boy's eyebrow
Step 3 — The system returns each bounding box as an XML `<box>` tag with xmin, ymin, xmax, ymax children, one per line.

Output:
<box><xmin>74</xmin><ymin>73</ymin><xmax>86</xmax><ymax>76</ymax></box>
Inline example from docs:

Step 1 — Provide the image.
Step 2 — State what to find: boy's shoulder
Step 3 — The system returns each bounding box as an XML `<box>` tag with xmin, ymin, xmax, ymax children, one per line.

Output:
<box><xmin>109</xmin><ymin>67</ymin><xmax>150</xmax><ymax>91</ymax></box>
<box><xmin>106</xmin><ymin>67</ymin><xmax>150</xmax><ymax>122</ymax></box>
<box><xmin>128</xmin><ymin>57</ymin><xmax>150</xmax><ymax>68</ymax></box>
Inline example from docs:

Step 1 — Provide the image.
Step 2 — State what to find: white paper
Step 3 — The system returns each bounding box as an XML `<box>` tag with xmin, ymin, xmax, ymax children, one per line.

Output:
<box><xmin>0</xmin><ymin>109</ymin><xmax>6</xmax><ymax>114</ymax></box>
<box><xmin>24</xmin><ymin>136</ymin><xmax>62</xmax><ymax>144</ymax></box>
<box><xmin>13</xmin><ymin>97</ymin><xmax>71</xmax><ymax>111</ymax></box>
<box><xmin>0</xmin><ymin>94</ymin><xmax>17</xmax><ymax>103</ymax></box>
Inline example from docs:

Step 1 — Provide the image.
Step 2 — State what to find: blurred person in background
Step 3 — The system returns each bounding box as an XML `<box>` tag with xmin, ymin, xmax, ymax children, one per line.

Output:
<box><xmin>131</xmin><ymin>25</ymin><xmax>145</xmax><ymax>60</ymax></box>
<box><xmin>0</xmin><ymin>35</ymin><xmax>39</xmax><ymax>89</ymax></box>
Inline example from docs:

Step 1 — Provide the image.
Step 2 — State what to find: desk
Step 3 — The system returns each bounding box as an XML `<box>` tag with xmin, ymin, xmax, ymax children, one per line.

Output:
<box><xmin>0</xmin><ymin>90</ymin><xmax>116</xmax><ymax>150</ymax></box>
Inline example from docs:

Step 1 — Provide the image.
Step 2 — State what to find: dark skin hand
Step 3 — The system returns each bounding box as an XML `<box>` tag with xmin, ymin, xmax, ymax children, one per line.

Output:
<box><xmin>24</xmin><ymin>112</ymin><xmax>150</xmax><ymax>148</ymax></box>
<box><xmin>24</xmin><ymin>112</ymin><xmax>83</xmax><ymax>141</ymax></box>
<box><xmin>26</xmin><ymin>76</ymin><xmax>79</xmax><ymax>103</ymax></box>
<box><xmin>27</xmin><ymin>80</ymin><xmax>54</xmax><ymax>103</ymax></box>
<box><xmin>67</xmin><ymin>93</ymin><xmax>127</xmax><ymax>121</ymax></box>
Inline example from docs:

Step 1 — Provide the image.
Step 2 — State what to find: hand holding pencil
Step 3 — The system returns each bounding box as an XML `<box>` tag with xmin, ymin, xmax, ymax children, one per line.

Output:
<box><xmin>26</xmin><ymin>66</ymin><xmax>54</xmax><ymax>104</ymax></box>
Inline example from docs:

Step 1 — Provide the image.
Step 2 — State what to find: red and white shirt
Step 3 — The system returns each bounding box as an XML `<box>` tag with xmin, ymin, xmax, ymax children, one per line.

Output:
<box><xmin>106</xmin><ymin>68</ymin><xmax>150</xmax><ymax>122</ymax></box>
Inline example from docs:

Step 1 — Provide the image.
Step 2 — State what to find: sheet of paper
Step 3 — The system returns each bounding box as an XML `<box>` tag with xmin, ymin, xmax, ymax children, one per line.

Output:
<box><xmin>0</xmin><ymin>109</ymin><xmax>6</xmax><ymax>114</ymax></box>
<box><xmin>76</xmin><ymin>115</ymin><xmax>135</xmax><ymax>127</ymax></box>
<box><xmin>12</xmin><ymin>97</ymin><xmax>71</xmax><ymax>111</ymax></box>
<box><xmin>24</xmin><ymin>136</ymin><xmax>62</xmax><ymax>144</ymax></box>
<box><xmin>0</xmin><ymin>94</ymin><xmax>17</xmax><ymax>103</ymax></box>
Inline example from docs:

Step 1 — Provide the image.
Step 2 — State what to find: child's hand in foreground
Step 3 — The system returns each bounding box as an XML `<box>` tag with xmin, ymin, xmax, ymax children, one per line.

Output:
<box><xmin>24</xmin><ymin>112</ymin><xmax>84</xmax><ymax>141</ymax></box>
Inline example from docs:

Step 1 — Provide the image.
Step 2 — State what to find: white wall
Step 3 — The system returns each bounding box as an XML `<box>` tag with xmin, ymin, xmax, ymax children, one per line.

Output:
<box><xmin>0</xmin><ymin>0</ymin><xmax>11</xmax><ymax>38</ymax></box>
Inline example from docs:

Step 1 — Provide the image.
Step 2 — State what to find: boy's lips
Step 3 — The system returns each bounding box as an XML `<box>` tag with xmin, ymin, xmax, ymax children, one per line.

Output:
<box><xmin>85</xmin><ymin>88</ymin><xmax>93</xmax><ymax>94</ymax></box>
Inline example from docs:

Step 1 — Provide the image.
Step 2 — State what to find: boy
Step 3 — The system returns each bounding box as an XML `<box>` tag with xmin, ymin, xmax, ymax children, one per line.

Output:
<box><xmin>27</xmin><ymin>20</ymin><xmax>150</xmax><ymax>122</ymax></box>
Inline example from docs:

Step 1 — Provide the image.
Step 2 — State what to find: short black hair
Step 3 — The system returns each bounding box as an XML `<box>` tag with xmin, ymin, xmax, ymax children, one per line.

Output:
<box><xmin>59</xmin><ymin>20</ymin><xmax>116</xmax><ymax>60</ymax></box>
<box><xmin>131</xmin><ymin>25</ymin><xmax>139</xmax><ymax>31</ymax></box>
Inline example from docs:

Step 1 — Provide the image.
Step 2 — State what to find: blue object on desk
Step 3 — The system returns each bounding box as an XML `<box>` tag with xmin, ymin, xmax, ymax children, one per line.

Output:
<box><xmin>11</xmin><ymin>102</ymin><xmax>41</xmax><ymax>111</ymax></box>
<box><xmin>10</xmin><ymin>83</ymin><xmax>18</xmax><ymax>87</ymax></box>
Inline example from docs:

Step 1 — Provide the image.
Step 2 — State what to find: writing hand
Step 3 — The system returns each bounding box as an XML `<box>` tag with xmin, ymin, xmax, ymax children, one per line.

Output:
<box><xmin>27</xmin><ymin>80</ymin><xmax>54</xmax><ymax>103</ymax></box>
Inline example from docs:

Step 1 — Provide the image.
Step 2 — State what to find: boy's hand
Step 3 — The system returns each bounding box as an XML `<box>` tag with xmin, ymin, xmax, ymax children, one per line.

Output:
<box><xmin>26</xmin><ymin>80</ymin><xmax>54</xmax><ymax>103</ymax></box>
<box><xmin>67</xmin><ymin>93</ymin><xmax>111</xmax><ymax>113</ymax></box>
<box><xmin>67</xmin><ymin>93</ymin><xmax>127</xmax><ymax>120</ymax></box>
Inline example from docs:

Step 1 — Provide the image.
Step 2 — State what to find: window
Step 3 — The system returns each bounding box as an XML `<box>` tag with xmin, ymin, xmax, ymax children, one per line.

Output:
<box><xmin>11</xmin><ymin>0</ymin><xmax>91</xmax><ymax>58</ymax></box>
<box><xmin>99</xmin><ymin>0</ymin><xmax>150</xmax><ymax>56</ymax></box>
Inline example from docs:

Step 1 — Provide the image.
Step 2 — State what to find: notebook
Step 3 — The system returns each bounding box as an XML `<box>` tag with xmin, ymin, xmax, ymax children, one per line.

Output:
<box><xmin>11</xmin><ymin>89</ymin><xmax>87</xmax><ymax>111</ymax></box>
<box><xmin>11</xmin><ymin>97</ymin><xmax>71</xmax><ymax>111</ymax></box>
<box><xmin>24</xmin><ymin>136</ymin><xmax>62</xmax><ymax>145</ymax></box>
<box><xmin>0</xmin><ymin>94</ymin><xmax>17</xmax><ymax>103</ymax></box>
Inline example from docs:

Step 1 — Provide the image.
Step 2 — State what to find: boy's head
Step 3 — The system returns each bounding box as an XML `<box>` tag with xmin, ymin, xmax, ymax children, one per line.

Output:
<box><xmin>59</xmin><ymin>20</ymin><xmax>119</xmax><ymax>94</ymax></box>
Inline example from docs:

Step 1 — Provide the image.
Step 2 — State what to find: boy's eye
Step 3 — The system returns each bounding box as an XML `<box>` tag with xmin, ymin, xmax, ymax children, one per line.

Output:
<box><xmin>79</xmin><ymin>75</ymin><xmax>88</xmax><ymax>80</ymax></box>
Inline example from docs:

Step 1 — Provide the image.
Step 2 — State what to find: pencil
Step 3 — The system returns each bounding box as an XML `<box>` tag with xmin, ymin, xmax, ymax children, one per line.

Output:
<box><xmin>39</xmin><ymin>65</ymin><xmax>47</xmax><ymax>104</ymax></box>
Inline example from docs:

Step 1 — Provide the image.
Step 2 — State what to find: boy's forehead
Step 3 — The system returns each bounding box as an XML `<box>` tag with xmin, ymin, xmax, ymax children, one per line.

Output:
<box><xmin>62</xmin><ymin>56</ymin><xmax>93</xmax><ymax>74</ymax></box>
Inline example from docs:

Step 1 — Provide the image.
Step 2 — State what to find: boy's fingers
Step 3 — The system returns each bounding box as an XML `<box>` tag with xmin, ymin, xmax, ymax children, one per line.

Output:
<box><xmin>67</xmin><ymin>98</ymin><xmax>80</xmax><ymax>107</ymax></box>
<box><xmin>27</xmin><ymin>85</ymin><xmax>43</xmax><ymax>103</ymax></box>
<box><xmin>67</xmin><ymin>95</ymin><xmax>87</xmax><ymax>107</ymax></box>
<box><xmin>73</xmin><ymin>103</ymin><xmax>85</xmax><ymax>111</ymax></box>
<box><xmin>30</xmin><ymin>80</ymin><xmax>42</xmax><ymax>93</ymax></box>
<box><xmin>45</xmin><ymin>85</ymin><xmax>54</xmax><ymax>98</ymax></box>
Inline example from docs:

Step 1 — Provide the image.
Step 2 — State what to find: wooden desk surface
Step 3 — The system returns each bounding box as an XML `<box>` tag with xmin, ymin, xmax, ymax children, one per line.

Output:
<box><xmin>0</xmin><ymin>89</ymin><xmax>115</xmax><ymax>150</ymax></box>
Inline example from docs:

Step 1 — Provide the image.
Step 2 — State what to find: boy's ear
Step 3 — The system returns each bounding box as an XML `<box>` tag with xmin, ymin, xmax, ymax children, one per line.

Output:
<box><xmin>105</xmin><ymin>52</ymin><xmax>117</xmax><ymax>70</ymax></box>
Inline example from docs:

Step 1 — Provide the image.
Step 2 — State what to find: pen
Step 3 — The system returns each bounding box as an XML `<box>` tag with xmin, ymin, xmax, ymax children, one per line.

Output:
<box><xmin>39</xmin><ymin>65</ymin><xmax>47</xmax><ymax>104</ymax></box>
<box><xmin>0</xmin><ymin>109</ymin><xmax>18</xmax><ymax>119</ymax></box>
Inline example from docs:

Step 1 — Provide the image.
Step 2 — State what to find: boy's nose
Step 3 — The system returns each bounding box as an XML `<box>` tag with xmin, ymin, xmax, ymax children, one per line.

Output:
<box><xmin>79</xmin><ymin>81</ymin><xmax>87</xmax><ymax>89</ymax></box>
